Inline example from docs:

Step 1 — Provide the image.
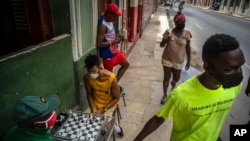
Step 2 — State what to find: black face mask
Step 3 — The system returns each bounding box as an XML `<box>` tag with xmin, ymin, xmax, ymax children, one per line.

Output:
<box><xmin>209</xmin><ymin>71</ymin><xmax>243</xmax><ymax>88</ymax></box>
<box><xmin>176</xmin><ymin>23</ymin><xmax>185</xmax><ymax>30</ymax></box>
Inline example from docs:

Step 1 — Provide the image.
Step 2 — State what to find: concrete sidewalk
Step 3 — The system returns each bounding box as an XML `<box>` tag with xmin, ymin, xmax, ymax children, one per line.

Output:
<box><xmin>115</xmin><ymin>6</ymin><xmax>180</xmax><ymax>141</ymax></box>
<box><xmin>115</xmin><ymin>5</ymin><xmax>204</xmax><ymax>141</ymax></box>
<box><xmin>116</xmin><ymin>6</ymin><xmax>173</xmax><ymax>141</ymax></box>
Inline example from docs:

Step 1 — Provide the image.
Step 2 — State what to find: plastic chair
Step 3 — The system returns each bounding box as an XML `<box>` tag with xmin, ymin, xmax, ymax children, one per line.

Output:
<box><xmin>112</xmin><ymin>104</ymin><xmax>122</xmax><ymax>141</ymax></box>
<box><xmin>112</xmin><ymin>85</ymin><xmax>125</xmax><ymax>124</ymax></box>
<box><xmin>119</xmin><ymin>85</ymin><xmax>126</xmax><ymax>107</ymax></box>
<box><xmin>111</xmin><ymin>85</ymin><xmax>126</xmax><ymax>140</ymax></box>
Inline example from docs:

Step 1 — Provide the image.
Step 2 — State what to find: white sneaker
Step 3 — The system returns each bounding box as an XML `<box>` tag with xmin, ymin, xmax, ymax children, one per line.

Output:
<box><xmin>114</xmin><ymin>124</ymin><xmax>124</xmax><ymax>137</ymax></box>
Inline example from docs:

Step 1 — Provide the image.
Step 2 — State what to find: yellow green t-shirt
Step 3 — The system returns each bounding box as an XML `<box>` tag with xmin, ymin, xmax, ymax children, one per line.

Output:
<box><xmin>156</xmin><ymin>76</ymin><xmax>242</xmax><ymax>141</ymax></box>
<box><xmin>89</xmin><ymin>73</ymin><xmax>116</xmax><ymax>109</ymax></box>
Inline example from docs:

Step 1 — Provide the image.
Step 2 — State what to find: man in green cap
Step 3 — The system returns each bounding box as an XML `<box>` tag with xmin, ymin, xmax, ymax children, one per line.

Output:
<box><xmin>3</xmin><ymin>94</ymin><xmax>60</xmax><ymax>141</ymax></box>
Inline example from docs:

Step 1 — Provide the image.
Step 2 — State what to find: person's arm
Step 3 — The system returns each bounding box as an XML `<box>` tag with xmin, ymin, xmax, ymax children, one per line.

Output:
<box><xmin>185</xmin><ymin>40</ymin><xmax>191</xmax><ymax>70</ymax></box>
<box><xmin>134</xmin><ymin>115</ymin><xmax>165</xmax><ymax>141</ymax></box>
<box><xmin>185</xmin><ymin>31</ymin><xmax>192</xmax><ymax>70</ymax></box>
<box><xmin>160</xmin><ymin>38</ymin><xmax>167</xmax><ymax>47</ymax></box>
<box><xmin>245</xmin><ymin>76</ymin><xmax>250</xmax><ymax>96</ymax></box>
<box><xmin>97</xmin><ymin>24</ymin><xmax>122</xmax><ymax>48</ymax></box>
<box><xmin>105</xmin><ymin>77</ymin><xmax>120</xmax><ymax>109</ymax></box>
<box><xmin>160</xmin><ymin>31</ymin><xmax>169</xmax><ymax>47</ymax></box>
<box><xmin>95</xmin><ymin>76</ymin><xmax>120</xmax><ymax>115</ymax></box>
<box><xmin>83</xmin><ymin>74</ymin><xmax>96</xmax><ymax>113</ymax></box>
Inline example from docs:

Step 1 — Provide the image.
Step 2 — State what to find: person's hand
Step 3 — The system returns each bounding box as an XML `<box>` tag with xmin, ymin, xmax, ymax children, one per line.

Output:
<box><xmin>245</xmin><ymin>85</ymin><xmax>250</xmax><ymax>96</ymax></box>
<box><xmin>245</xmin><ymin>77</ymin><xmax>250</xmax><ymax>96</ymax></box>
<box><xmin>92</xmin><ymin>108</ymin><xmax>97</xmax><ymax>114</ymax></box>
<box><xmin>162</xmin><ymin>30</ymin><xmax>168</xmax><ymax>38</ymax></box>
<box><xmin>185</xmin><ymin>62</ymin><xmax>190</xmax><ymax>70</ymax></box>
<box><xmin>116</xmin><ymin>34</ymin><xmax>124</xmax><ymax>38</ymax></box>
<box><xmin>113</xmin><ymin>36</ymin><xmax>123</xmax><ymax>44</ymax></box>
<box><xmin>95</xmin><ymin>109</ymin><xmax>104</xmax><ymax>115</ymax></box>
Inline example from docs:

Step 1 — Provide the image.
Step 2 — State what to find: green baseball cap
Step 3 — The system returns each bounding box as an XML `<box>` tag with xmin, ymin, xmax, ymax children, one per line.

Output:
<box><xmin>13</xmin><ymin>94</ymin><xmax>60</xmax><ymax>124</ymax></box>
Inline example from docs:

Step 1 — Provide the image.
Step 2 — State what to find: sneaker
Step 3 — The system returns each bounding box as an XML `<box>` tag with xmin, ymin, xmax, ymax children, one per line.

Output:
<box><xmin>114</xmin><ymin>124</ymin><xmax>124</xmax><ymax>137</ymax></box>
<box><xmin>160</xmin><ymin>95</ymin><xmax>167</xmax><ymax>105</ymax></box>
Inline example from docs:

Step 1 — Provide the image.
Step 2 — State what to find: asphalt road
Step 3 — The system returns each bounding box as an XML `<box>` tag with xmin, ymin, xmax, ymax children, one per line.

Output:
<box><xmin>167</xmin><ymin>4</ymin><xmax>250</xmax><ymax>141</ymax></box>
<box><xmin>170</xmin><ymin>4</ymin><xmax>250</xmax><ymax>68</ymax></box>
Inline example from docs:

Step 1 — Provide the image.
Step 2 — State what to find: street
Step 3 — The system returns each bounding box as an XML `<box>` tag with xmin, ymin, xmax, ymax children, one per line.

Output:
<box><xmin>170</xmin><ymin>4</ymin><xmax>250</xmax><ymax>67</ymax></box>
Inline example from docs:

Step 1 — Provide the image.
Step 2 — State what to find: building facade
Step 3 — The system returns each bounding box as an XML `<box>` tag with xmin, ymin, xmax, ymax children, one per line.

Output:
<box><xmin>188</xmin><ymin>0</ymin><xmax>250</xmax><ymax>16</ymax></box>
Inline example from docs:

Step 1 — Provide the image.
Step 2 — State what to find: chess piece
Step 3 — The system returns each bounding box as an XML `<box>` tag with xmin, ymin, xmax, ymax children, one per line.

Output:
<box><xmin>101</xmin><ymin>115</ymin><xmax>105</xmax><ymax>121</ymax></box>
<box><xmin>89</xmin><ymin>119</ymin><xmax>93</xmax><ymax>124</ymax></box>
<box><xmin>101</xmin><ymin>129</ymin><xmax>106</xmax><ymax>136</ymax></box>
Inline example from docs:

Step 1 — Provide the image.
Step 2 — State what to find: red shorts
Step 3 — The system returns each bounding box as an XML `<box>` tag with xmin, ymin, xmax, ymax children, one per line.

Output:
<box><xmin>103</xmin><ymin>50</ymin><xmax>126</xmax><ymax>71</ymax></box>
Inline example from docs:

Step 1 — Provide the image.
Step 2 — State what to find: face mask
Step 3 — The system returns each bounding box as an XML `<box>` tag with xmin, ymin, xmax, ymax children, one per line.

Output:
<box><xmin>176</xmin><ymin>23</ymin><xmax>185</xmax><ymax>30</ymax></box>
<box><xmin>209</xmin><ymin>71</ymin><xmax>243</xmax><ymax>88</ymax></box>
<box><xmin>107</xmin><ymin>17</ymin><xmax>115</xmax><ymax>22</ymax></box>
<box><xmin>90</xmin><ymin>73</ymin><xmax>99</xmax><ymax>79</ymax></box>
<box><xmin>35</xmin><ymin>111</ymin><xmax>57</xmax><ymax>128</ymax></box>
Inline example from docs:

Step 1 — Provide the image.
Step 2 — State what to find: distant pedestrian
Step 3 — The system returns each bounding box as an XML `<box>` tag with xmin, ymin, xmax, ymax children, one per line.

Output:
<box><xmin>170</xmin><ymin>0</ymin><xmax>173</xmax><ymax>9</ymax></box>
<box><xmin>178</xmin><ymin>0</ymin><xmax>185</xmax><ymax>13</ymax></box>
<box><xmin>134</xmin><ymin>34</ymin><xmax>245</xmax><ymax>141</ymax></box>
<box><xmin>159</xmin><ymin>12</ymin><xmax>191</xmax><ymax>104</ymax></box>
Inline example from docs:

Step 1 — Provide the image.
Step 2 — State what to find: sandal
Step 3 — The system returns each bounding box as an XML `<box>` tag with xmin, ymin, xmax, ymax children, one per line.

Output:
<box><xmin>160</xmin><ymin>95</ymin><xmax>168</xmax><ymax>105</ymax></box>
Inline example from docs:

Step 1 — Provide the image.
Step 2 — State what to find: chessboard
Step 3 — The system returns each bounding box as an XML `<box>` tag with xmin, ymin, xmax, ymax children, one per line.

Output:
<box><xmin>50</xmin><ymin>111</ymin><xmax>115</xmax><ymax>141</ymax></box>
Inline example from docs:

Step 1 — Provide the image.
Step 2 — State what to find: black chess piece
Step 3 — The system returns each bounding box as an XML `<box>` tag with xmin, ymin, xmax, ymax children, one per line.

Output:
<box><xmin>101</xmin><ymin>129</ymin><xmax>106</xmax><ymax>136</ymax></box>
<box><xmin>95</xmin><ymin>119</ymin><xmax>99</xmax><ymax>122</ymax></box>
<box><xmin>89</xmin><ymin>119</ymin><xmax>93</xmax><ymax>124</ymax></box>
<box><xmin>55</xmin><ymin>119</ymin><xmax>62</xmax><ymax>126</ymax></box>
<box><xmin>101</xmin><ymin>115</ymin><xmax>105</xmax><ymax>121</ymax></box>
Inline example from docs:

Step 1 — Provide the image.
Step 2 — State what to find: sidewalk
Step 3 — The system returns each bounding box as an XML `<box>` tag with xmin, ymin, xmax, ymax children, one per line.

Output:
<box><xmin>116</xmin><ymin>6</ymin><xmax>173</xmax><ymax>141</ymax></box>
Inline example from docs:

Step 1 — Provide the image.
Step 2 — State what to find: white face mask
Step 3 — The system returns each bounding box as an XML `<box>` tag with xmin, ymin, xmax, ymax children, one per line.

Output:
<box><xmin>90</xmin><ymin>73</ymin><xmax>99</xmax><ymax>79</ymax></box>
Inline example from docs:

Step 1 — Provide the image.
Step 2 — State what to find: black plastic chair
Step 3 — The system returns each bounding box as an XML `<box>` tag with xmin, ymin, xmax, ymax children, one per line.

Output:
<box><xmin>119</xmin><ymin>85</ymin><xmax>126</xmax><ymax>107</ymax></box>
<box><xmin>111</xmin><ymin>85</ymin><xmax>126</xmax><ymax>141</ymax></box>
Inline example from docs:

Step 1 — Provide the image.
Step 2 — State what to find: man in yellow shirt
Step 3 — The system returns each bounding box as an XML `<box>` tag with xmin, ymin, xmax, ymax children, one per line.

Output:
<box><xmin>83</xmin><ymin>54</ymin><xmax>123</xmax><ymax>137</ymax></box>
<box><xmin>134</xmin><ymin>34</ymin><xmax>245</xmax><ymax>141</ymax></box>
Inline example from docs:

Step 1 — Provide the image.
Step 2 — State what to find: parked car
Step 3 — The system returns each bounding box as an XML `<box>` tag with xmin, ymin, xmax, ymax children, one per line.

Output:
<box><xmin>213</xmin><ymin>2</ymin><xmax>221</xmax><ymax>10</ymax></box>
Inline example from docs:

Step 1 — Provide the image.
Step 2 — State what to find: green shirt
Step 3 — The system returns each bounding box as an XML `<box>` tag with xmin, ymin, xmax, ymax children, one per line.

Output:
<box><xmin>156</xmin><ymin>76</ymin><xmax>242</xmax><ymax>141</ymax></box>
<box><xmin>3</xmin><ymin>125</ymin><xmax>54</xmax><ymax>141</ymax></box>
